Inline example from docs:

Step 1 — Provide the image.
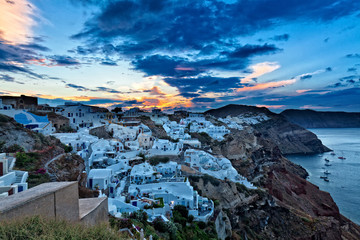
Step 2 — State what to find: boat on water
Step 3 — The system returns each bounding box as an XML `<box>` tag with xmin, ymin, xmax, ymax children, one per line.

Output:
<box><xmin>325</xmin><ymin>163</ymin><xmax>332</xmax><ymax>166</ymax></box>
<box><xmin>324</xmin><ymin>170</ymin><xmax>330</xmax><ymax>175</ymax></box>
<box><xmin>320</xmin><ymin>176</ymin><xmax>327</xmax><ymax>179</ymax></box>
<box><xmin>324</xmin><ymin>178</ymin><xmax>330</xmax><ymax>182</ymax></box>
<box><xmin>338</xmin><ymin>156</ymin><xmax>346</xmax><ymax>160</ymax></box>
<box><xmin>331</xmin><ymin>152</ymin><xmax>336</xmax><ymax>156</ymax></box>
<box><xmin>324</xmin><ymin>158</ymin><xmax>330</xmax><ymax>162</ymax></box>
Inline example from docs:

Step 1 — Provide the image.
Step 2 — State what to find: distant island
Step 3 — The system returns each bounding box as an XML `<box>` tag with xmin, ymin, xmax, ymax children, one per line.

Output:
<box><xmin>281</xmin><ymin>109</ymin><xmax>360</xmax><ymax>128</ymax></box>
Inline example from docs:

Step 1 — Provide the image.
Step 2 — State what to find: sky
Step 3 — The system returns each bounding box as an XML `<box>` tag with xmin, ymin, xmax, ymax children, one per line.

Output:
<box><xmin>0</xmin><ymin>0</ymin><xmax>359</xmax><ymax>112</ymax></box>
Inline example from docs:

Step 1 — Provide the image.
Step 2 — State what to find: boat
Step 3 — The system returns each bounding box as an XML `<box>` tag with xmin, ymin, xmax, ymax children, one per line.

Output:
<box><xmin>325</xmin><ymin>163</ymin><xmax>332</xmax><ymax>166</ymax></box>
<box><xmin>320</xmin><ymin>176</ymin><xmax>327</xmax><ymax>179</ymax></box>
<box><xmin>324</xmin><ymin>178</ymin><xmax>330</xmax><ymax>182</ymax></box>
<box><xmin>324</xmin><ymin>158</ymin><xmax>330</xmax><ymax>162</ymax></box>
<box><xmin>324</xmin><ymin>170</ymin><xmax>330</xmax><ymax>175</ymax></box>
<box><xmin>338</xmin><ymin>156</ymin><xmax>346</xmax><ymax>160</ymax></box>
<box><xmin>331</xmin><ymin>152</ymin><xmax>336</xmax><ymax>156</ymax></box>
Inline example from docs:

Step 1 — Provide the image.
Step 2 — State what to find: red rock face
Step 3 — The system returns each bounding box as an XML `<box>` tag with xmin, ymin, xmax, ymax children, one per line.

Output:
<box><xmin>266</xmin><ymin>165</ymin><xmax>340</xmax><ymax>220</ymax></box>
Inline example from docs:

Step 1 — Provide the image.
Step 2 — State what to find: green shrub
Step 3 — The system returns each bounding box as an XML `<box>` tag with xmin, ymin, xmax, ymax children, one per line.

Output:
<box><xmin>62</xmin><ymin>144</ymin><xmax>73</xmax><ymax>153</ymax></box>
<box><xmin>0</xmin><ymin>216</ymin><xmax>124</xmax><ymax>240</ymax></box>
<box><xmin>149</xmin><ymin>156</ymin><xmax>170</xmax><ymax>166</ymax></box>
<box><xmin>5</xmin><ymin>144</ymin><xmax>24</xmax><ymax>153</ymax></box>
<box><xmin>15</xmin><ymin>152</ymin><xmax>39</xmax><ymax>169</ymax></box>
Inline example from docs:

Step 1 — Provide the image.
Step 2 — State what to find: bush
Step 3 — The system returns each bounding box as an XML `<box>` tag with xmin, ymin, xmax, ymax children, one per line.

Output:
<box><xmin>15</xmin><ymin>152</ymin><xmax>39</xmax><ymax>169</ymax></box>
<box><xmin>0</xmin><ymin>216</ymin><xmax>123</xmax><ymax>240</ymax></box>
<box><xmin>174</xmin><ymin>205</ymin><xmax>188</xmax><ymax>219</ymax></box>
<box><xmin>62</xmin><ymin>144</ymin><xmax>73</xmax><ymax>153</ymax></box>
<box><xmin>5</xmin><ymin>144</ymin><xmax>24</xmax><ymax>153</ymax></box>
<box><xmin>202</xmin><ymin>174</ymin><xmax>220</xmax><ymax>186</ymax></box>
<box><xmin>197</xmin><ymin>221</ymin><xmax>207</xmax><ymax>229</ymax></box>
<box><xmin>28</xmin><ymin>173</ymin><xmax>51</xmax><ymax>188</ymax></box>
<box><xmin>149</xmin><ymin>156</ymin><xmax>170</xmax><ymax>166</ymax></box>
<box><xmin>153</xmin><ymin>217</ymin><xmax>168</xmax><ymax>233</ymax></box>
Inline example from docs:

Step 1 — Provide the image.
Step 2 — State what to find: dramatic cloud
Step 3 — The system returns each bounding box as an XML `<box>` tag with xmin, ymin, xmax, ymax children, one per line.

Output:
<box><xmin>0</xmin><ymin>74</ymin><xmax>24</xmax><ymax>84</ymax></box>
<box><xmin>164</xmin><ymin>76</ymin><xmax>243</xmax><ymax>97</ymax></box>
<box><xmin>225</xmin><ymin>44</ymin><xmax>280</xmax><ymax>59</ymax></box>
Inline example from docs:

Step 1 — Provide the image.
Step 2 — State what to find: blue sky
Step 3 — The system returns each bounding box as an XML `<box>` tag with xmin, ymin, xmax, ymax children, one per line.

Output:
<box><xmin>0</xmin><ymin>0</ymin><xmax>359</xmax><ymax>112</ymax></box>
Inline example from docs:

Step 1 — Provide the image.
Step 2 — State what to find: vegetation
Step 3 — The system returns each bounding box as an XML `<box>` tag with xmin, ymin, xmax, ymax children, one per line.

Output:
<box><xmin>110</xmin><ymin>209</ymin><xmax>217</xmax><ymax>240</ymax></box>
<box><xmin>149</xmin><ymin>156</ymin><xmax>170</xmax><ymax>166</ymax></box>
<box><xmin>189</xmin><ymin>174</ymin><xmax>221</xmax><ymax>187</ymax></box>
<box><xmin>62</xmin><ymin>144</ymin><xmax>73</xmax><ymax>153</ymax></box>
<box><xmin>27</xmin><ymin>173</ymin><xmax>51</xmax><ymax>188</ymax></box>
<box><xmin>5</xmin><ymin>144</ymin><xmax>24</xmax><ymax>153</ymax></box>
<box><xmin>58</xmin><ymin>125</ymin><xmax>75</xmax><ymax>133</ymax></box>
<box><xmin>15</xmin><ymin>152</ymin><xmax>40</xmax><ymax>171</ymax></box>
<box><xmin>0</xmin><ymin>114</ymin><xmax>10</xmax><ymax>123</ymax></box>
<box><xmin>0</xmin><ymin>216</ymin><xmax>126</xmax><ymax>240</ymax></box>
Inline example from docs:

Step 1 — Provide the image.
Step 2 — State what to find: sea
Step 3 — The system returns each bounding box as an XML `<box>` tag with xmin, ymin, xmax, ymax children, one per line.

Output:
<box><xmin>287</xmin><ymin>128</ymin><xmax>360</xmax><ymax>225</ymax></box>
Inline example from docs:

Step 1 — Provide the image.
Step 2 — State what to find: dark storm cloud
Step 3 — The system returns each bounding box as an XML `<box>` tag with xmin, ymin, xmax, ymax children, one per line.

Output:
<box><xmin>132</xmin><ymin>55</ymin><xmax>204</xmax><ymax>77</ymax></box>
<box><xmin>73</xmin><ymin>0</ymin><xmax>360</xmax><ymax>53</ymax></box>
<box><xmin>224</xmin><ymin>44</ymin><xmax>281</xmax><ymax>59</ymax></box>
<box><xmin>69</xmin><ymin>0</ymin><xmax>360</xmax><ymax>102</ymax></box>
<box><xmin>163</xmin><ymin>76</ymin><xmax>243</xmax><ymax>97</ymax></box>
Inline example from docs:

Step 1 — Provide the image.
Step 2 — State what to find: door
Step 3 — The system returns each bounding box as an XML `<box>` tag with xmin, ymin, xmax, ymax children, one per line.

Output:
<box><xmin>0</xmin><ymin>162</ymin><xmax>3</xmax><ymax>176</ymax></box>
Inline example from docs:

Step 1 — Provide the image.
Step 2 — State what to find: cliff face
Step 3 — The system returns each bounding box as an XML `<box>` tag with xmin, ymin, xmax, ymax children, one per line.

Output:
<box><xmin>190</xmin><ymin>127</ymin><xmax>360</xmax><ymax>239</ymax></box>
<box><xmin>0</xmin><ymin>114</ymin><xmax>61</xmax><ymax>152</ymax></box>
<box><xmin>281</xmin><ymin>109</ymin><xmax>360</xmax><ymax>128</ymax></box>
<box><xmin>205</xmin><ymin>104</ymin><xmax>330</xmax><ymax>155</ymax></box>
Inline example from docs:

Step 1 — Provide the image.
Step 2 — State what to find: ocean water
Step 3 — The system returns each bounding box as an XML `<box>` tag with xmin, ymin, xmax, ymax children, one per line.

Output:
<box><xmin>287</xmin><ymin>128</ymin><xmax>360</xmax><ymax>225</ymax></box>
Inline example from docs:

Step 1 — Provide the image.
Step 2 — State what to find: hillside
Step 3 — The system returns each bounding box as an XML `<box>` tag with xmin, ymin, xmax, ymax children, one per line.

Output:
<box><xmin>205</xmin><ymin>104</ymin><xmax>330</xmax><ymax>154</ymax></box>
<box><xmin>281</xmin><ymin>109</ymin><xmax>360</xmax><ymax>128</ymax></box>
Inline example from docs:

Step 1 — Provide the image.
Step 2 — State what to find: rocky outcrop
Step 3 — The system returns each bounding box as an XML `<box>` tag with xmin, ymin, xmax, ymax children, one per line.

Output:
<box><xmin>215</xmin><ymin>210</ymin><xmax>232</xmax><ymax>240</ymax></box>
<box><xmin>89</xmin><ymin>125</ymin><xmax>112</xmax><ymax>139</ymax></box>
<box><xmin>0</xmin><ymin>114</ymin><xmax>62</xmax><ymax>152</ymax></box>
<box><xmin>253</xmin><ymin>115</ymin><xmax>331</xmax><ymax>154</ymax></box>
<box><xmin>281</xmin><ymin>109</ymin><xmax>360</xmax><ymax>128</ymax></box>
<box><xmin>205</xmin><ymin>104</ymin><xmax>330</xmax><ymax>155</ymax></box>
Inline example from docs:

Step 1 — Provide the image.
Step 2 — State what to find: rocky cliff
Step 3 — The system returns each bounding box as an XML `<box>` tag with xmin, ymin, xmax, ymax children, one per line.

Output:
<box><xmin>189</xmin><ymin>124</ymin><xmax>360</xmax><ymax>239</ymax></box>
<box><xmin>205</xmin><ymin>104</ymin><xmax>330</xmax><ymax>154</ymax></box>
<box><xmin>281</xmin><ymin>109</ymin><xmax>360</xmax><ymax>128</ymax></box>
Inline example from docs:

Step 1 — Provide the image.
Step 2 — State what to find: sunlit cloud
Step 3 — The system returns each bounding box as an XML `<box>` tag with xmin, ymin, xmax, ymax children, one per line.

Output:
<box><xmin>237</xmin><ymin>79</ymin><xmax>296</xmax><ymax>92</ymax></box>
<box><xmin>241</xmin><ymin>62</ymin><xmax>280</xmax><ymax>83</ymax></box>
<box><xmin>296</xmin><ymin>89</ymin><xmax>312</xmax><ymax>94</ymax></box>
<box><xmin>0</xmin><ymin>0</ymin><xmax>37</xmax><ymax>44</ymax></box>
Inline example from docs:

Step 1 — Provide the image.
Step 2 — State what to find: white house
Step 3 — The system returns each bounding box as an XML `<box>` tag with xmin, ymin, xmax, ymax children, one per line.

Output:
<box><xmin>0</xmin><ymin>153</ymin><xmax>28</xmax><ymax>198</ymax></box>
<box><xmin>149</xmin><ymin>139</ymin><xmax>183</xmax><ymax>156</ymax></box>
<box><xmin>0</xmin><ymin>99</ymin><xmax>12</xmax><ymax>110</ymax></box>
<box><xmin>56</xmin><ymin>103</ymin><xmax>107</xmax><ymax>129</ymax></box>
<box><xmin>87</xmin><ymin>169</ymin><xmax>112</xmax><ymax>190</ymax></box>
<box><xmin>130</xmin><ymin>162</ymin><xmax>157</xmax><ymax>184</ymax></box>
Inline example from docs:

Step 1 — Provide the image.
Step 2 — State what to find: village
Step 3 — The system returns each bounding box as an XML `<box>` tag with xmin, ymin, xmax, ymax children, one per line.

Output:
<box><xmin>0</xmin><ymin>95</ymin><xmax>262</xmax><ymax>224</ymax></box>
